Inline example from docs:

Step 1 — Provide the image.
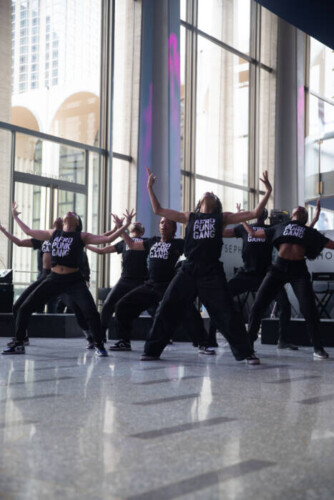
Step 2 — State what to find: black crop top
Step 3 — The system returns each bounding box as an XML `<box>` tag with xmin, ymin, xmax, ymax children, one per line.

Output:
<box><xmin>50</xmin><ymin>230</ymin><xmax>84</xmax><ymax>268</ymax></box>
<box><xmin>184</xmin><ymin>212</ymin><xmax>223</xmax><ymax>262</ymax></box>
<box><xmin>264</xmin><ymin>220</ymin><xmax>329</xmax><ymax>260</ymax></box>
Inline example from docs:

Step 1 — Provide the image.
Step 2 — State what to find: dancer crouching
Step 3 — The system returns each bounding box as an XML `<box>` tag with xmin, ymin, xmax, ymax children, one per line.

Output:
<box><xmin>2</xmin><ymin>203</ymin><xmax>135</xmax><ymax>357</ymax></box>
<box><xmin>142</xmin><ymin>167</ymin><xmax>272</xmax><ymax>364</ymax></box>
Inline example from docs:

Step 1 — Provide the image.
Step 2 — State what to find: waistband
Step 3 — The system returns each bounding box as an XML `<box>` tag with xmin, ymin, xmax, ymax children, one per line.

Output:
<box><xmin>273</xmin><ymin>256</ymin><xmax>308</xmax><ymax>273</ymax></box>
<box><xmin>47</xmin><ymin>270</ymin><xmax>84</xmax><ymax>282</ymax></box>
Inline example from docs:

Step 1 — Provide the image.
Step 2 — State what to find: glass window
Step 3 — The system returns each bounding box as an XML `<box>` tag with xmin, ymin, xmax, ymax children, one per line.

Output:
<box><xmin>258</xmin><ymin>68</ymin><xmax>276</xmax><ymax>206</ymax></box>
<box><xmin>180</xmin><ymin>0</ymin><xmax>186</xmax><ymax>21</ymax></box>
<box><xmin>308</xmin><ymin>94</ymin><xmax>334</xmax><ymax>139</ymax></box>
<box><xmin>260</xmin><ymin>7</ymin><xmax>278</xmax><ymax>69</ymax></box>
<box><xmin>11</xmin><ymin>0</ymin><xmax>102</xmax><ymax>147</ymax></box>
<box><xmin>12</xmin><ymin>183</ymin><xmax>49</xmax><ymax>289</ymax></box>
<box><xmin>196</xmin><ymin>36</ymin><xmax>249</xmax><ymax>186</ymax></box>
<box><xmin>198</xmin><ymin>0</ymin><xmax>250</xmax><ymax>55</ymax></box>
<box><xmin>310</xmin><ymin>38</ymin><xmax>334</xmax><ymax>100</ymax></box>
<box><xmin>14</xmin><ymin>133</ymin><xmax>86</xmax><ymax>184</ymax></box>
<box><xmin>112</xmin><ymin>0</ymin><xmax>140</xmax><ymax>155</ymax></box>
<box><xmin>195</xmin><ymin>178</ymin><xmax>249</xmax><ymax>213</ymax></box>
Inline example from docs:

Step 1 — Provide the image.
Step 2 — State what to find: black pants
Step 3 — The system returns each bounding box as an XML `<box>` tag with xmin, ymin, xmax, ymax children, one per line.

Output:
<box><xmin>58</xmin><ymin>294</ymin><xmax>90</xmax><ymax>332</ymax></box>
<box><xmin>15</xmin><ymin>271</ymin><xmax>103</xmax><ymax>345</ymax></box>
<box><xmin>101</xmin><ymin>277</ymin><xmax>144</xmax><ymax>337</ymax></box>
<box><xmin>114</xmin><ymin>279</ymin><xmax>209</xmax><ymax>346</ymax></box>
<box><xmin>229</xmin><ymin>271</ymin><xmax>291</xmax><ymax>342</ymax></box>
<box><xmin>248</xmin><ymin>257</ymin><xmax>322</xmax><ymax>349</ymax></box>
<box><xmin>144</xmin><ymin>261</ymin><xmax>253</xmax><ymax>360</ymax></box>
<box><xmin>13</xmin><ymin>272</ymin><xmax>49</xmax><ymax>320</ymax></box>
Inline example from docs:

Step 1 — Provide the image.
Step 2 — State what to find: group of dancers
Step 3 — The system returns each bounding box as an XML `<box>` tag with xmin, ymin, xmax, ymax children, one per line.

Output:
<box><xmin>1</xmin><ymin>167</ymin><xmax>333</xmax><ymax>364</ymax></box>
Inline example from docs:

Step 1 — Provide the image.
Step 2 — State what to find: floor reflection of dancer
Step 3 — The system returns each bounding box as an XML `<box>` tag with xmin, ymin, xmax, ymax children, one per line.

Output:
<box><xmin>110</xmin><ymin>214</ymin><xmax>213</xmax><ymax>353</ymax></box>
<box><xmin>0</xmin><ymin>217</ymin><xmax>62</xmax><ymax>346</ymax></box>
<box><xmin>245</xmin><ymin>205</ymin><xmax>334</xmax><ymax>359</ymax></box>
<box><xmin>86</xmin><ymin>221</ymin><xmax>149</xmax><ymax>345</ymax></box>
<box><xmin>142</xmin><ymin>167</ymin><xmax>272</xmax><ymax>363</ymax></box>
<box><xmin>2</xmin><ymin>203</ymin><xmax>134</xmax><ymax>356</ymax></box>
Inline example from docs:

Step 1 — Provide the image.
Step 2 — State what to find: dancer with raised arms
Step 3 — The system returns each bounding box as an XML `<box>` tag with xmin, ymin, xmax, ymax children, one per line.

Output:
<box><xmin>2</xmin><ymin>203</ymin><xmax>135</xmax><ymax>357</ymax></box>
<box><xmin>141</xmin><ymin>167</ymin><xmax>272</xmax><ymax>364</ymax></box>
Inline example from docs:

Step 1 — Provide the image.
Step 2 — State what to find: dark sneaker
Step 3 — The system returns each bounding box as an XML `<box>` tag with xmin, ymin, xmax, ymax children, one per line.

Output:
<box><xmin>7</xmin><ymin>337</ymin><xmax>29</xmax><ymax>347</ymax></box>
<box><xmin>2</xmin><ymin>344</ymin><xmax>25</xmax><ymax>355</ymax></box>
<box><xmin>109</xmin><ymin>340</ymin><xmax>131</xmax><ymax>351</ymax></box>
<box><xmin>198</xmin><ymin>345</ymin><xmax>216</xmax><ymax>355</ymax></box>
<box><xmin>245</xmin><ymin>354</ymin><xmax>260</xmax><ymax>365</ymax></box>
<box><xmin>313</xmin><ymin>348</ymin><xmax>329</xmax><ymax>360</ymax></box>
<box><xmin>95</xmin><ymin>346</ymin><xmax>108</xmax><ymax>357</ymax></box>
<box><xmin>277</xmin><ymin>341</ymin><xmax>298</xmax><ymax>350</ymax></box>
<box><xmin>140</xmin><ymin>353</ymin><xmax>160</xmax><ymax>361</ymax></box>
<box><xmin>86</xmin><ymin>341</ymin><xmax>95</xmax><ymax>350</ymax></box>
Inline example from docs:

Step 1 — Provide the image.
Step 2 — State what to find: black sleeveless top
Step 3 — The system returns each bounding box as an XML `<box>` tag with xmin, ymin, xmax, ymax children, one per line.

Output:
<box><xmin>50</xmin><ymin>230</ymin><xmax>84</xmax><ymax>268</ymax></box>
<box><xmin>184</xmin><ymin>212</ymin><xmax>223</xmax><ymax>263</ymax></box>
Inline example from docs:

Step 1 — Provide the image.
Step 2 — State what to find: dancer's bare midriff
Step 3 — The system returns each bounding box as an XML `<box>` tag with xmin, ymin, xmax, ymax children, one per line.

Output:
<box><xmin>51</xmin><ymin>265</ymin><xmax>79</xmax><ymax>274</ymax></box>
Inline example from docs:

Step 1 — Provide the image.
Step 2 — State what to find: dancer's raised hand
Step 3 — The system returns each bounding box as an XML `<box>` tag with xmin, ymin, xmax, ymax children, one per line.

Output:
<box><xmin>12</xmin><ymin>201</ymin><xmax>21</xmax><ymax>217</ymax></box>
<box><xmin>146</xmin><ymin>166</ymin><xmax>157</xmax><ymax>189</ymax></box>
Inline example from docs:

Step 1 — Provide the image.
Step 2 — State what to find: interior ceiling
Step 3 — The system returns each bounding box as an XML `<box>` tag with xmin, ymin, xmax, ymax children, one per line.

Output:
<box><xmin>254</xmin><ymin>0</ymin><xmax>334</xmax><ymax>50</ymax></box>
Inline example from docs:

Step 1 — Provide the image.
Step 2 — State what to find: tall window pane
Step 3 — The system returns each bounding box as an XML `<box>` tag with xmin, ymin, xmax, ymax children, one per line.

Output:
<box><xmin>11</xmin><ymin>0</ymin><xmax>102</xmax><ymax>146</ymax></box>
<box><xmin>196</xmin><ymin>36</ymin><xmax>249</xmax><ymax>186</ymax></box>
<box><xmin>198</xmin><ymin>0</ymin><xmax>250</xmax><ymax>54</ymax></box>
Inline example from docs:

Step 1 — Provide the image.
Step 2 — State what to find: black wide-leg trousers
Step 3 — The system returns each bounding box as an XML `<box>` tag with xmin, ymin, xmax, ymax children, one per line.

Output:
<box><xmin>114</xmin><ymin>279</ymin><xmax>210</xmax><ymax>347</ymax></box>
<box><xmin>248</xmin><ymin>258</ymin><xmax>322</xmax><ymax>350</ymax></box>
<box><xmin>15</xmin><ymin>271</ymin><xmax>103</xmax><ymax>345</ymax></box>
<box><xmin>101</xmin><ymin>277</ymin><xmax>144</xmax><ymax>336</ymax></box>
<box><xmin>144</xmin><ymin>262</ymin><xmax>253</xmax><ymax>360</ymax></box>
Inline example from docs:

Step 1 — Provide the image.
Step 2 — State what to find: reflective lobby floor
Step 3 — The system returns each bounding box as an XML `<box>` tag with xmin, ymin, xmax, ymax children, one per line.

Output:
<box><xmin>1</xmin><ymin>338</ymin><xmax>334</xmax><ymax>500</ymax></box>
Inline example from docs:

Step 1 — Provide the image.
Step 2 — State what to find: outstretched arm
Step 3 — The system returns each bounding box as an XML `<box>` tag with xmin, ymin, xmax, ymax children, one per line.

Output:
<box><xmin>86</xmin><ymin>244</ymin><xmax>117</xmax><ymax>255</ymax></box>
<box><xmin>243</xmin><ymin>223</ymin><xmax>266</xmax><ymax>240</ymax></box>
<box><xmin>81</xmin><ymin>210</ymin><xmax>135</xmax><ymax>245</ymax></box>
<box><xmin>223</xmin><ymin>171</ymin><xmax>272</xmax><ymax>227</ymax></box>
<box><xmin>309</xmin><ymin>199</ymin><xmax>320</xmax><ymax>228</ymax></box>
<box><xmin>324</xmin><ymin>240</ymin><xmax>334</xmax><ymax>250</ymax></box>
<box><xmin>0</xmin><ymin>223</ymin><xmax>33</xmax><ymax>247</ymax></box>
<box><xmin>146</xmin><ymin>167</ymin><xmax>190</xmax><ymax>224</ymax></box>
<box><xmin>12</xmin><ymin>202</ymin><xmax>54</xmax><ymax>241</ymax></box>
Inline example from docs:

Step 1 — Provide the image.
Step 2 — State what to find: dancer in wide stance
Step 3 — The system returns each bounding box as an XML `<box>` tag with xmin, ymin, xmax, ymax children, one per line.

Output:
<box><xmin>244</xmin><ymin>205</ymin><xmax>334</xmax><ymax>359</ymax></box>
<box><xmin>2</xmin><ymin>203</ymin><xmax>135</xmax><ymax>356</ymax></box>
<box><xmin>141</xmin><ymin>167</ymin><xmax>272</xmax><ymax>363</ymax></box>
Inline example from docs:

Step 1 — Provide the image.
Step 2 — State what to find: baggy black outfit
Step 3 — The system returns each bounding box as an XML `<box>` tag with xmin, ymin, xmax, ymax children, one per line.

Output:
<box><xmin>14</xmin><ymin>230</ymin><xmax>103</xmax><ymax>346</ymax></box>
<box><xmin>144</xmin><ymin>212</ymin><xmax>254</xmax><ymax>360</ymax></box>
<box><xmin>248</xmin><ymin>221</ymin><xmax>329</xmax><ymax>349</ymax></box>
<box><xmin>101</xmin><ymin>239</ymin><xmax>148</xmax><ymax>337</ymax></box>
<box><xmin>114</xmin><ymin>236</ymin><xmax>209</xmax><ymax>346</ymax></box>
<box><xmin>216</xmin><ymin>223</ymin><xmax>291</xmax><ymax>344</ymax></box>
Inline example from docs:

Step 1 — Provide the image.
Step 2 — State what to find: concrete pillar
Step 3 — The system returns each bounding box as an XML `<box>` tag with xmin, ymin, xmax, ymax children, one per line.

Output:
<box><xmin>137</xmin><ymin>0</ymin><xmax>181</xmax><ymax>236</ymax></box>
<box><xmin>274</xmin><ymin>18</ymin><xmax>306</xmax><ymax>212</ymax></box>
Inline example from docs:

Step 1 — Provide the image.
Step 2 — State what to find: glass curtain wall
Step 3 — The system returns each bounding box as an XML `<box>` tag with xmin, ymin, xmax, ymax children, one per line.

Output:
<box><xmin>305</xmin><ymin>37</ymin><xmax>334</xmax><ymax>229</ymax></box>
<box><xmin>1</xmin><ymin>0</ymin><xmax>105</xmax><ymax>299</ymax></box>
<box><xmin>180</xmin><ymin>0</ymin><xmax>278</xmax><ymax>214</ymax></box>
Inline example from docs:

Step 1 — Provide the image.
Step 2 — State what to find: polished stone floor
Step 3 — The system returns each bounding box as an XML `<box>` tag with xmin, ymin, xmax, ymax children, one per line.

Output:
<box><xmin>0</xmin><ymin>337</ymin><xmax>334</xmax><ymax>500</ymax></box>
